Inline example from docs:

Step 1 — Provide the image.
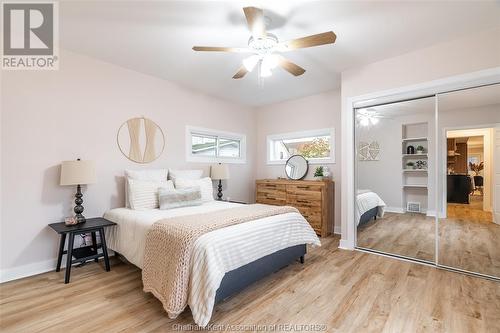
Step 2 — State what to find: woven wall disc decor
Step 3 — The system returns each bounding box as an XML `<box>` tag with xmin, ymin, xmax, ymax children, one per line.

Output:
<box><xmin>117</xmin><ymin>117</ymin><xmax>165</xmax><ymax>163</ymax></box>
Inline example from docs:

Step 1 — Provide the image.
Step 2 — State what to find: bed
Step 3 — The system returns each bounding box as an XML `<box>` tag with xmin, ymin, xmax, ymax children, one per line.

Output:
<box><xmin>356</xmin><ymin>190</ymin><xmax>386</xmax><ymax>226</ymax></box>
<box><xmin>104</xmin><ymin>200</ymin><xmax>320</xmax><ymax>326</ymax></box>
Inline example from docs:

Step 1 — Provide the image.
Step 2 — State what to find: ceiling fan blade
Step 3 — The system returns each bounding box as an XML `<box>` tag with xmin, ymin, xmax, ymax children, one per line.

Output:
<box><xmin>277</xmin><ymin>55</ymin><xmax>306</xmax><ymax>76</ymax></box>
<box><xmin>232</xmin><ymin>66</ymin><xmax>248</xmax><ymax>79</ymax></box>
<box><xmin>192</xmin><ymin>46</ymin><xmax>252</xmax><ymax>53</ymax></box>
<box><xmin>243</xmin><ymin>7</ymin><xmax>266</xmax><ymax>39</ymax></box>
<box><xmin>278</xmin><ymin>31</ymin><xmax>336</xmax><ymax>51</ymax></box>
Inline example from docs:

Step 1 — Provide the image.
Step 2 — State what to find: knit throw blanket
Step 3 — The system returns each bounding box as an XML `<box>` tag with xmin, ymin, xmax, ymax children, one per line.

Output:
<box><xmin>142</xmin><ymin>204</ymin><xmax>299</xmax><ymax>318</ymax></box>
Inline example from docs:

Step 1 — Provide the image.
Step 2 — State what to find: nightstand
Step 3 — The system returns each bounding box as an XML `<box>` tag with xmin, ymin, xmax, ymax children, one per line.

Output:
<box><xmin>48</xmin><ymin>217</ymin><xmax>116</xmax><ymax>283</ymax></box>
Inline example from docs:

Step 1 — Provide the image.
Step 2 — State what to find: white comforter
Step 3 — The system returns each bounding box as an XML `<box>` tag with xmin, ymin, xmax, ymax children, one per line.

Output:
<box><xmin>104</xmin><ymin>201</ymin><xmax>320</xmax><ymax>326</ymax></box>
<box><xmin>356</xmin><ymin>190</ymin><xmax>386</xmax><ymax>225</ymax></box>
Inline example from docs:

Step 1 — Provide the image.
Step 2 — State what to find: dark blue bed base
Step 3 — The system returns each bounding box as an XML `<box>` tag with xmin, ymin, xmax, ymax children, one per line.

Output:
<box><xmin>214</xmin><ymin>244</ymin><xmax>306</xmax><ymax>303</ymax></box>
<box><xmin>358</xmin><ymin>206</ymin><xmax>379</xmax><ymax>226</ymax></box>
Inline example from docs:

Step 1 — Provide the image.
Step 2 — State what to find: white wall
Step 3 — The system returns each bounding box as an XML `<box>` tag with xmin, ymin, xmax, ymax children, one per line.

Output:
<box><xmin>0</xmin><ymin>49</ymin><xmax>257</xmax><ymax>280</ymax></box>
<box><xmin>341</xmin><ymin>28</ymin><xmax>500</xmax><ymax>248</ymax></box>
<box><xmin>255</xmin><ymin>90</ymin><xmax>342</xmax><ymax>233</ymax></box>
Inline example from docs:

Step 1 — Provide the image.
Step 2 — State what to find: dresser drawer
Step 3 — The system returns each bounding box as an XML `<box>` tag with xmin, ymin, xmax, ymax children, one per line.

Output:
<box><xmin>287</xmin><ymin>196</ymin><xmax>322</xmax><ymax>208</ymax></box>
<box><xmin>286</xmin><ymin>184</ymin><xmax>322</xmax><ymax>200</ymax></box>
<box><xmin>294</xmin><ymin>206</ymin><xmax>322</xmax><ymax>230</ymax></box>
<box><xmin>256</xmin><ymin>183</ymin><xmax>286</xmax><ymax>205</ymax></box>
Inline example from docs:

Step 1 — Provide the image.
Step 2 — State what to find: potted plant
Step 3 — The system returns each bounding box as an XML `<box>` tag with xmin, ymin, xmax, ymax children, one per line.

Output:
<box><xmin>469</xmin><ymin>162</ymin><xmax>484</xmax><ymax>176</ymax></box>
<box><xmin>314</xmin><ymin>166</ymin><xmax>324</xmax><ymax>180</ymax></box>
<box><xmin>406</xmin><ymin>162</ymin><xmax>415</xmax><ymax>170</ymax></box>
<box><xmin>416</xmin><ymin>145</ymin><xmax>425</xmax><ymax>154</ymax></box>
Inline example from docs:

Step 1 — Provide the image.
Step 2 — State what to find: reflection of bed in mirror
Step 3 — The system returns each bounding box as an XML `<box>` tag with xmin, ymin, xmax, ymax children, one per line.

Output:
<box><xmin>356</xmin><ymin>189</ymin><xmax>386</xmax><ymax>226</ymax></box>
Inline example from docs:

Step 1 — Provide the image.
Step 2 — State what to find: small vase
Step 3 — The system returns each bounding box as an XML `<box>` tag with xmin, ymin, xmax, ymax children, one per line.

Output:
<box><xmin>314</xmin><ymin>176</ymin><xmax>324</xmax><ymax>181</ymax></box>
<box><xmin>416</xmin><ymin>150</ymin><xmax>424</xmax><ymax>154</ymax></box>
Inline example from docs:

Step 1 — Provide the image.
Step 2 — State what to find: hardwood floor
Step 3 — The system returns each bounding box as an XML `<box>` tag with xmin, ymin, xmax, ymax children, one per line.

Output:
<box><xmin>440</xmin><ymin>198</ymin><xmax>499</xmax><ymax>277</ymax></box>
<box><xmin>1</xmin><ymin>237</ymin><xmax>500</xmax><ymax>333</ymax></box>
<box><xmin>357</xmin><ymin>212</ymin><xmax>435</xmax><ymax>262</ymax></box>
<box><xmin>357</xmin><ymin>195</ymin><xmax>500</xmax><ymax>277</ymax></box>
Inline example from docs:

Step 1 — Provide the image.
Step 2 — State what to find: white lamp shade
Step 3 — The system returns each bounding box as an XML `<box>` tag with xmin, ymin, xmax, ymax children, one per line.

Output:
<box><xmin>210</xmin><ymin>163</ymin><xmax>230</xmax><ymax>180</ymax></box>
<box><xmin>60</xmin><ymin>160</ymin><xmax>96</xmax><ymax>186</ymax></box>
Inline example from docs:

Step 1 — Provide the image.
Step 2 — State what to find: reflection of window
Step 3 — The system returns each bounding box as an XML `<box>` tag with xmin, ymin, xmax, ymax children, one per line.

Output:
<box><xmin>187</xmin><ymin>126</ymin><xmax>246</xmax><ymax>163</ymax></box>
<box><xmin>267</xmin><ymin>128</ymin><xmax>335</xmax><ymax>164</ymax></box>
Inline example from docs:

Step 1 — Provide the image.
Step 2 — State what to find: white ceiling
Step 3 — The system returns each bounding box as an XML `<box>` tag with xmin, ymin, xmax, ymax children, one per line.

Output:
<box><xmin>59</xmin><ymin>1</ymin><xmax>500</xmax><ymax>106</ymax></box>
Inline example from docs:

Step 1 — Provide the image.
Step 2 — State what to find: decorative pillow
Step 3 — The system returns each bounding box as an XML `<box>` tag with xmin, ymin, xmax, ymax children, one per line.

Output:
<box><xmin>159</xmin><ymin>187</ymin><xmax>203</xmax><ymax>210</ymax></box>
<box><xmin>174</xmin><ymin>177</ymin><xmax>214</xmax><ymax>202</ymax></box>
<box><xmin>124</xmin><ymin>169</ymin><xmax>168</xmax><ymax>208</ymax></box>
<box><xmin>168</xmin><ymin>169</ymin><xmax>203</xmax><ymax>182</ymax></box>
<box><xmin>128</xmin><ymin>178</ymin><xmax>174</xmax><ymax>210</ymax></box>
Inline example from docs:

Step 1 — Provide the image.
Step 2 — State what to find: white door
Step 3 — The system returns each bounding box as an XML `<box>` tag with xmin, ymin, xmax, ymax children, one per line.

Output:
<box><xmin>494</xmin><ymin>127</ymin><xmax>500</xmax><ymax>225</ymax></box>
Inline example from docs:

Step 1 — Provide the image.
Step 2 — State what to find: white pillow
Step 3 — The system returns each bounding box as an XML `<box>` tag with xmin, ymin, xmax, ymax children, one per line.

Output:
<box><xmin>124</xmin><ymin>169</ymin><xmax>168</xmax><ymax>207</ymax></box>
<box><xmin>159</xmin><ymin>187</ymin><xmax>203</xmax><ymax>210</ymax></box>
<box><xmin>128</xmin><ymin>179</ymin><xmax>174</xmax><ymax>210</ymax></box>
<box><xmin>168</xmin><ymin>169</ymin><xmax>203</xmax><ymax>181</ymax></box>
<box><xmin>174</xmin><ymin>177</ymin><xmax>214</xmax><ymax>202</ymax></box>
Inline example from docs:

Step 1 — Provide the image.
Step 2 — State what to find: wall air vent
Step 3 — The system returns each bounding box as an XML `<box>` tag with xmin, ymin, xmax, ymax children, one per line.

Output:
<box><xmin>406</xmin><ymin>202</ymin><xmax>421</xmax><ymax>213</ymax></box>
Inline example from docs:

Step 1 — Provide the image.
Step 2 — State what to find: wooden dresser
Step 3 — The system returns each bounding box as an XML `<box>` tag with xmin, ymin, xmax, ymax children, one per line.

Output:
<box><xmin>255</xmin><ymin>179</ymin><xmax>334</xmax><ymax>237</ymax></box>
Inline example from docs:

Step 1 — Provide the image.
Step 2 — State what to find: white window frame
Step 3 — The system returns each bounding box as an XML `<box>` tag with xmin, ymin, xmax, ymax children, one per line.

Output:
<box><xmin>186</xmin><ymin>126</ymin><xmax>247</xmax><ymax>164</ymax></box>
<box><xmin>266</xmin><ymin>128</ymin><xmax>335</xmax><ymax>165</ymax></box>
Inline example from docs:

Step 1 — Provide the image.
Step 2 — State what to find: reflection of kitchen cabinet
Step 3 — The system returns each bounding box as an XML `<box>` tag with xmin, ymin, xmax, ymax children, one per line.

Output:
<box><xmin>455</xmin><ymin>143</ymin><xmax>468</xmax><ymax>173</ymax></box>
<box><xmin>447</xmin><ymin>138</ymin><xmax>468</xmax><ymax>173</ymax></box>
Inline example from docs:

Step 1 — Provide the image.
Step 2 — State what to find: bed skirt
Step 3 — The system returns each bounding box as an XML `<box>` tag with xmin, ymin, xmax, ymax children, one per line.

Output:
<box><xmin>215</xmin><ymin>244</ymin><xmax>306</xmax><ymax>303</ymax></box>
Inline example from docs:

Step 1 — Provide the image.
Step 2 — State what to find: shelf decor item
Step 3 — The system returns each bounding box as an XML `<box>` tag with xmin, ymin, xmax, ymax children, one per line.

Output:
<box><xmin>60</xmin><ymin>159</ymin><xmax>96</xmax><ymax>224</ymax></box>
<box><xmin>210</xmin><ymin>163</ymin><xmax>230</xmax><ymax>200</ymax></box>
<box><xmin>416</xmin><ymin>160</ymin><xmax>427</xmax><ymax>169</ymax></box>
<box><xmin>416</xmin><ymin>145</ymin><xmax>425</xmax><ymax>154</ymax></box>
<box><xmin>314</xmin><ymin>166</ymin><xmax>324</xmax><ymax>180</ymax></box>
<box><xmin>406</xmin><ymin>145</ymin><xmax>415</xmax><ymax>154</ymax></box>
<box><xmin>406</xmin><ymin>162</ymin><xmax>416</xmax><ymax>170</ymax></box>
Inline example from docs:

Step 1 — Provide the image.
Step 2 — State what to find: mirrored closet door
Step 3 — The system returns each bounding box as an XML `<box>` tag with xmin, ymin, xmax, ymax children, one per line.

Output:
<box><xmin>355</xmin><ymin>96</ymin><xmax>436</xmax><ymax>262</ymax></box>
<box><xmin>437</xmin><ymin>84</ymin><xmax>500</xmax><ymax>278</ymax></box>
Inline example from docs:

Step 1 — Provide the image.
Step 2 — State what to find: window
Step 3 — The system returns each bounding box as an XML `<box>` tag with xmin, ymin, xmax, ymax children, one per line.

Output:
<box><xmin>267</xmin><ymin>128</ymin><xmax>335</xmax><ymax>164</ymax></box>
<box><xmin>187</xmin><ymin>126</ymin><xmax>246</xmax><ymax>163</ymax></box>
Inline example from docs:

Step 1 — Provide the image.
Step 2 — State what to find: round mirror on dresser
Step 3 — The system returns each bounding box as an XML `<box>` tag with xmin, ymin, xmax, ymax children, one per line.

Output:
<box><xmin>285</xmin><ymin>155</ymin><xmax>308</xmax><ymax>180</ymax></box>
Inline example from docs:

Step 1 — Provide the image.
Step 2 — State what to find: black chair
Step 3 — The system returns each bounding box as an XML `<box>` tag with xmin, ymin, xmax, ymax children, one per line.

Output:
<box><xmin>473</xmin><ymin>175</ymin><xmax>484</xmax><ymax>195</ymax></box>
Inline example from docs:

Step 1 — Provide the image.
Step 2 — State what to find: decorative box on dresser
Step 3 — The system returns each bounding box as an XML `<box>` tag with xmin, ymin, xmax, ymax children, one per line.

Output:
<box><xmin>255</xmin><ymin>179</ymin><xmax>334</xmax><ymax>237</ymax></box>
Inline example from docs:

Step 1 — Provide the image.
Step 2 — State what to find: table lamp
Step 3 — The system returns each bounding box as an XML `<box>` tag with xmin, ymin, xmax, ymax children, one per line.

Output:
<box><xmin>210</xmin><ymin>163</ymin><xmax>230</xmax><ymax>200</ymax></box>
<box><xmin>60</xmin><ymin>159</ymin><xmax>96</xmax><ymax>223</ymax></box>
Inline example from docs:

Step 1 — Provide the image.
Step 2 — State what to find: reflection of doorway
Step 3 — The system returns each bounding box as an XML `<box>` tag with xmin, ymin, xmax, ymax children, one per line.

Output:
<box><xmin>446</xmin><ymin>128</ymin><xmax>493</xmax><ymax>213</ymax></box>
<box><xmin>440</xmin><ymin>127</ymin><xmax>499</xmax><ymax>276</ymax></box>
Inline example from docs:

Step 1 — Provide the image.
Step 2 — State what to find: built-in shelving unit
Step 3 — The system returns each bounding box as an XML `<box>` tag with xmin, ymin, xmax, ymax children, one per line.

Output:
<box><xmin>402</xmin><ymin>122</ymin><xmax>429</xmax><ymax>213</ymax></box>
<box><xmin>402</xmin><ymin>154</ymin><xmax>428</xmax><ymax>158</ymax></box>
<box><xmin>403</xmin><ymin>184</ymin><xmax>428</xmax><ymax>188</ymax></box>
<box><xmin>402</xmin><ymin>137</ymin><xmax>428</xmax><ymax>142</ymax></box>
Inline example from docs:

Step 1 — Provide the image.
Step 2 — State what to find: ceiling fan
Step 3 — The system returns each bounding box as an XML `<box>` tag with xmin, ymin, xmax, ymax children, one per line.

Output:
<box><xmin>356</xmin><ymin>108</ymin><xmax>391</xmax><ymax>126</ymax></box>
<box><xmin>192</xmin><ymin>6</ymin><xmax>337</xmax><ymax>79</ymax></box>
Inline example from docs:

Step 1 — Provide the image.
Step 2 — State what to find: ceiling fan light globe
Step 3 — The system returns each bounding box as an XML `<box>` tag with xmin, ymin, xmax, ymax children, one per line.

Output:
<box><xmin>262</xmin><ymin>54</ymin><xmax>279</xmax><ymax>69</ymax></box>
<box><xmin>260</xmin><ymin>65</ymin><xmax>272</xmax><ymax>77</ymax></box>
<box><xmin>359</xmin><ymin>117</ymin><xmax>369</xmax><ymax>127</ymax></box>
<box><xmin>242</xmin><ymin>55</ymin><xmax>260</xmax><ymax>72</ymax></box>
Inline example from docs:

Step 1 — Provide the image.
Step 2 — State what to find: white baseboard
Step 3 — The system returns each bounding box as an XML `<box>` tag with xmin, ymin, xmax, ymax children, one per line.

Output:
<box><xmin>333</xmin><ymin>225</ymin><xmax>341</xmax><ymax>235</ymax></box>
<box><xmin>385</xmin><ymin>206</ymin><xmax>405</xmax><ymax>214</ymax></box>
<box><xmin>1</xmin><ymin>258</ymin><xmax>59</xmax><ymax>283</ymax></box>
<box><xmin>1</xmin><ymin>251</ymin><xmax>115</xmax><ymax>283</ymax></box>
<box><xmin>339</xmin><ymin>239</ymin><xmax>354</xmax><ymax>250</ymax></box>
